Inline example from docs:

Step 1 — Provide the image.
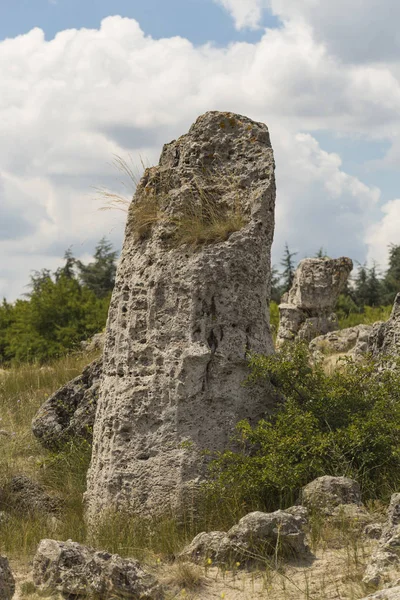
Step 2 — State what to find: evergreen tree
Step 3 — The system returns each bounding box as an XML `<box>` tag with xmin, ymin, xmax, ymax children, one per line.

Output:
<box><xmin>353</xmin><ymin>263</ymin><xmax>369</xmax><ymax>308</ymax></box>
<box><xmin>383</xmin><ymin>244</ymin><xmax>400</xmax><ymax>304</ymax></box>
<box><xmin>77</xmin><ymin>238</ymin><xmax>118</xmax><ymax>298</ymax></box>
<box><xmin>366</xmin><ymin>263</ymin><xmax>382</xmax><ymax>307</ymax></box>
<box><xmin>280</xmin><ymin>243</ymin><xmax>297</xmax><ymax>293</ymax></box>
<box><xmin>315</xmin><ymin>247</ymin><xmax>329</xmax><ymax>258</ymax></box>
<box><xmin>56</xmin><ymin>248</ymin><xmax>76</xmax><ymax>281</ymax></box>
<box><xmin>270</xmin><ymin>265</ymin><xmax>283</xmax><ymax>303</ymax></box>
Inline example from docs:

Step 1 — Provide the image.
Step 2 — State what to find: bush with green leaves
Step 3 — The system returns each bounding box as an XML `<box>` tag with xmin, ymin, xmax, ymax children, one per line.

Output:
<box><xmin>208</xmin><ymin>343</ymin><xmax>400</xmax><ymax>511</ymax></box>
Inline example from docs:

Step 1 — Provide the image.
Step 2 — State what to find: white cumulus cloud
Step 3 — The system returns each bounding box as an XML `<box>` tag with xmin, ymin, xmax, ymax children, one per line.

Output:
<box><xmin>214</xmin><ymin>0</ymin><xmax>269</xmax><ymax>29</ymax></box>
<box><xmin>0</xmin><ymin>13</ymin><xmax>399</xmax><ymax>298</ymax></box>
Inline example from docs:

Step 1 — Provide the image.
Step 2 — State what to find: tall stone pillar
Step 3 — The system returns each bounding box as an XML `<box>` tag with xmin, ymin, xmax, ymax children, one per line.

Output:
<box><xmin>85</xmin><ymin>111</ymin><xmax>277</xmax><ymax>520</ymax></box>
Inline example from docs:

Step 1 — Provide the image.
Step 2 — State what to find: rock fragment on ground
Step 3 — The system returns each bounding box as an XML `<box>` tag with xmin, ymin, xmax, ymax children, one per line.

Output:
<box><xmin>276</xmin><ymin>257</ymin><xmax>353</xmax><ymax>346</ymax></box>
<box><xmin>364</xmin><ymin>493</ymin><xmax>400</xmax><ymax>586</ymax></box>
<box><xmin>33</xmin><ymin>539</ymin><xmax>164</xmax><ymax>599</ymax></box>
<box><xmin>301</xmin><ymin>476</ymin><xmax>362</xmax><ymax>514</ymax></box>
<box><xmin>2</xmin><ymin>475</ymin><xmax>61</xmax><ymax>515</ymax></box>
<box><xmin>86</xmin><ymin>110</ymin><xmax>277</xmax><ymax>520</ymax></box>
<box><xmin>32</xmin><ymin>358</ymin><xmax>102</xmax><ymax>449</ymax></box>
<box><xmin>0</xmin><ymin>556</ymin><xmax>15</xmax><ymax>599</ymax></box>
<box><xmin>180</xmin><ymin>509</ymin><xmax>309</xmax><ymax>566</ymax></box>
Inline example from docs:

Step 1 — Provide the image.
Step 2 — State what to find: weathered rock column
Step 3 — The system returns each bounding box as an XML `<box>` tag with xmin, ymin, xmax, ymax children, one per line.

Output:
<box><xmin>276</xmin><ymin>257</ymin><xmax>353</xmax><ymax>346</ymax></box>
<box><xmin>85</xmin><ymin>111</ymin><xmax>276</xmax><ymax>520</ymax></box>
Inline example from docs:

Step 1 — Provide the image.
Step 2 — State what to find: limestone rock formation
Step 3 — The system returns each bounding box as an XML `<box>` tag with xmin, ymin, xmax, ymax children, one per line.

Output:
<box><xmin>85</xmin><ymin>111</ymin><xmax>277</xmax><ymax>519</ymax></box>
<box><xmin>301</xmin><ymin>476</ymin><xmax>362</xmax><ymax>515</ymax></box>
<box><xmin>33</xmin><ymin>539</ymin><xmax>163</xmax><ymax>599</ymax></box>
<box><xmin>32</xmin><ymin>358</ymin><xmax>102</xmax><ymax>449</ymax></box>
<box><xmin>364</xmin><ymin>493</ymin><xmax>400</xmax><ymax>586</ymax></box>
<box><xmin>0</xmin><ymin>556</ymin><xmax>15</xmax><ymax>600</ymax></box>
<box><xmin>368</xmin><ymin>293</ymin><xmax>400</xmax><ymax>360</ymax></box>
<box><xmin>309</xmin><ymin>324</ymin><xmax>373</xmax><ymax>362</ymax></box>
<box><xmin>180</xmin><ymin>509</ymin><xmax>309</xmax><ymax>565</ymax></box>
<box><xmin>276</xmin><ymin>257</ymin><xmax>353</xmax><ymax>346</ymax></box>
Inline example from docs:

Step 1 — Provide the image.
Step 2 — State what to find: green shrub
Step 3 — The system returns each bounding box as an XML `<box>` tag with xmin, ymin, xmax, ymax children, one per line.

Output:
<box><xmin>208</xmin><ymin>343</ymin><xmax>400</xmax><ymax>511</ymax></box>
<box><xmin>338</xmin><ymin>303</ymin><xmax>392</xmax><ymax>329</ymax></box>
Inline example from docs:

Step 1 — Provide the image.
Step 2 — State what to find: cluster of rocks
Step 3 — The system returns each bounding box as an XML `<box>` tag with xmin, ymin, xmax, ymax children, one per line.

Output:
<box><xmin>7</xmin><ymin>110</ymin><xmax>397</xmax><ymax>599</ymax></box>
<box><xmin>276</xmin><ymin>257</ymin><xmax>353</xmax><ymax>346</ymax></box>
<box><xmin>0</xmin><ymin>475</ymin><xmax>398</xmax><ymax>598</ymax></box>
<box><xmin>311</xmin><ymin>292</ymin><xmax>400</xmax><ymax>363</ymax></box>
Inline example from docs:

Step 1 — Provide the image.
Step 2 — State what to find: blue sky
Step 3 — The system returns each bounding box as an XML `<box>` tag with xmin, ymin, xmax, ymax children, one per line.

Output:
<box><xmin>0</xmin><ymin>0</ymin><xmax>278</xmax><ymax>45</ymax></box>
<box><xmin>0</xmin><ymin>0</ymin><xmax>399</xmax><ymax>300</ymax></box>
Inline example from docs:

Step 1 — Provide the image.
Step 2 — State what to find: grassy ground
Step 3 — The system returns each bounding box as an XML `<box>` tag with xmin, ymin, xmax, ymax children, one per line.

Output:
<box><xmin>0</xmin><ymin>352</ymin><xmax>390</xmax><ymax>600</ymax></box>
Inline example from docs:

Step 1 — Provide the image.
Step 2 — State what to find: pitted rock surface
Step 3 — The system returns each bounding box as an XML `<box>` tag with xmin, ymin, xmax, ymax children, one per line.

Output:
<box><xmin>364</xmin><ymin>493</ymin><xmax>400</xmax><ymax>586</ymax></box>
<box><xmin>32</xmin><ymin>358</ymin><xmax>102</xmax><ymax>449</ymax></box>
<box><xmin>85</xmin><ymin>111</ymin><xmax>277</xmax><ymax>519</ymax></box>
<box><xmin>276</xmin><ymin>257</ymin><xmax>353</xmax><ymax>346</ymax></box>
<box><xmin>33</xmin><ymin>539</ymin><xmax>163</xmax><ymax>599</ymax></box>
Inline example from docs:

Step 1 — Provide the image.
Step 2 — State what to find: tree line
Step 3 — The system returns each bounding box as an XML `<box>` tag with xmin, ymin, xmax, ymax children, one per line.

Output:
<box><xmin>1</xmin><ymin>238</ymin><xmax>399</xmax><ymax>365</ymax></box>
<box><xmin>0</xmin><ymin>238</ymin><xmax>117</xmax><ymax>364</ymax></box>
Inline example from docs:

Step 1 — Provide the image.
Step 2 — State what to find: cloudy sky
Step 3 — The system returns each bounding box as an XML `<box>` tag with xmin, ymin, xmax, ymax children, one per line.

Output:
<box><xmin>1</xmin><ymin>0</ymin><xmax>399</xmax><ymax>300</ymax></box>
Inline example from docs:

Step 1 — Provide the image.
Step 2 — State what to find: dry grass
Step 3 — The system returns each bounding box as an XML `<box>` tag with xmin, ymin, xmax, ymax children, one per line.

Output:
<box><xmin>96</xmin><ymin>155</ymin><xmax>249</xmax><ymax>247</ymax></box>
<box><xmin>0</xmin><ymin>352</ymin><xmax>98</xmax><ymax>559</ymax></box>
<box><xmin>165</xmin><ymin>561</ymin><xmax>204</xmax><ymax>591</ymax></box>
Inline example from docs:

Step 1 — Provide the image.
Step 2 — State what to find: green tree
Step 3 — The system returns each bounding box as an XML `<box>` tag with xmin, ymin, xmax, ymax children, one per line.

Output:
<box><xmin>77</xmin><ymin>238</ymin><xmax>118</xmax><ymax>298</ymax></box>
<box><xmin>56</xmin><ymin>248</ymin><xmax>76</xmax><ymax>281</ymax></box>
<box><xmin>383</xmin><ymin>244</ymin><xmax>400</xmax><ymax>304</ymax></box>
<box><xmin>353</xmin><ymin>263</ymin><xmax>369</xmax><ymax>308</ymax></box>
<box><xmin>314</xmin><ymin>247</ymin><xmax>329</xmax><ymax>258</ymax></box>
<box><xmin>280</xmin><ymin>243</ymin><xmax>297</xmax><ymax>294</ymax></box>
<box><xmin>365</xmin><ymin>263</ymin><xmax>383</xmax><ymax>307</ymax></box>
<box><xmin>270</xmin><ymin>266</ymin><xmax>283</xmax><ymax>303</ymax></box>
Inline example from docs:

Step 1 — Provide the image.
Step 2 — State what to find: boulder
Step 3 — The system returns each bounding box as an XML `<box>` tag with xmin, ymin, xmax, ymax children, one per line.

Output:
<box><xmin>2</xmin><ymin>475</ymin><xmax>61</xmax><ymax>515</ymax></box>
<box><xmin>301</xmin><ymin>476</ymin><xmax>362</xmax><ymax>514</ymax></box>
<box><xmin>33</xmin><ymin>539</ymin><xmax>163</xmax><ymax>599</ymax></box>
<box><xmin>85</xmin><ymin>111</ymin><xmax>277</xmax><ymax>520</ymax></box>
<box><xmin>364</xmin><ymin>493</ymin><xmax>400</xmax><ymax>586</ymax></box>
<box><xmin>0</xmin><ymin>556</ymin><xmax>15</xmax><ymax>600</ymax></box>
<box><xmin>276</xmin><ymin>257</ymin><xmax>353</xmax><ymax>346</ymax></box>
<box><xmin>309</xmin><ymin>324</ymin><xmax>373</xmax><ymax>361</ymax></box>
<box><xmin>180</xmin><ymin>509</ymin><xmax>309</xmax><ymax>566</ymax></box>
<box><xmin>32</xmin><ymin>358</ymin><xmax>102</xmax><ymax>449</ymax></box>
